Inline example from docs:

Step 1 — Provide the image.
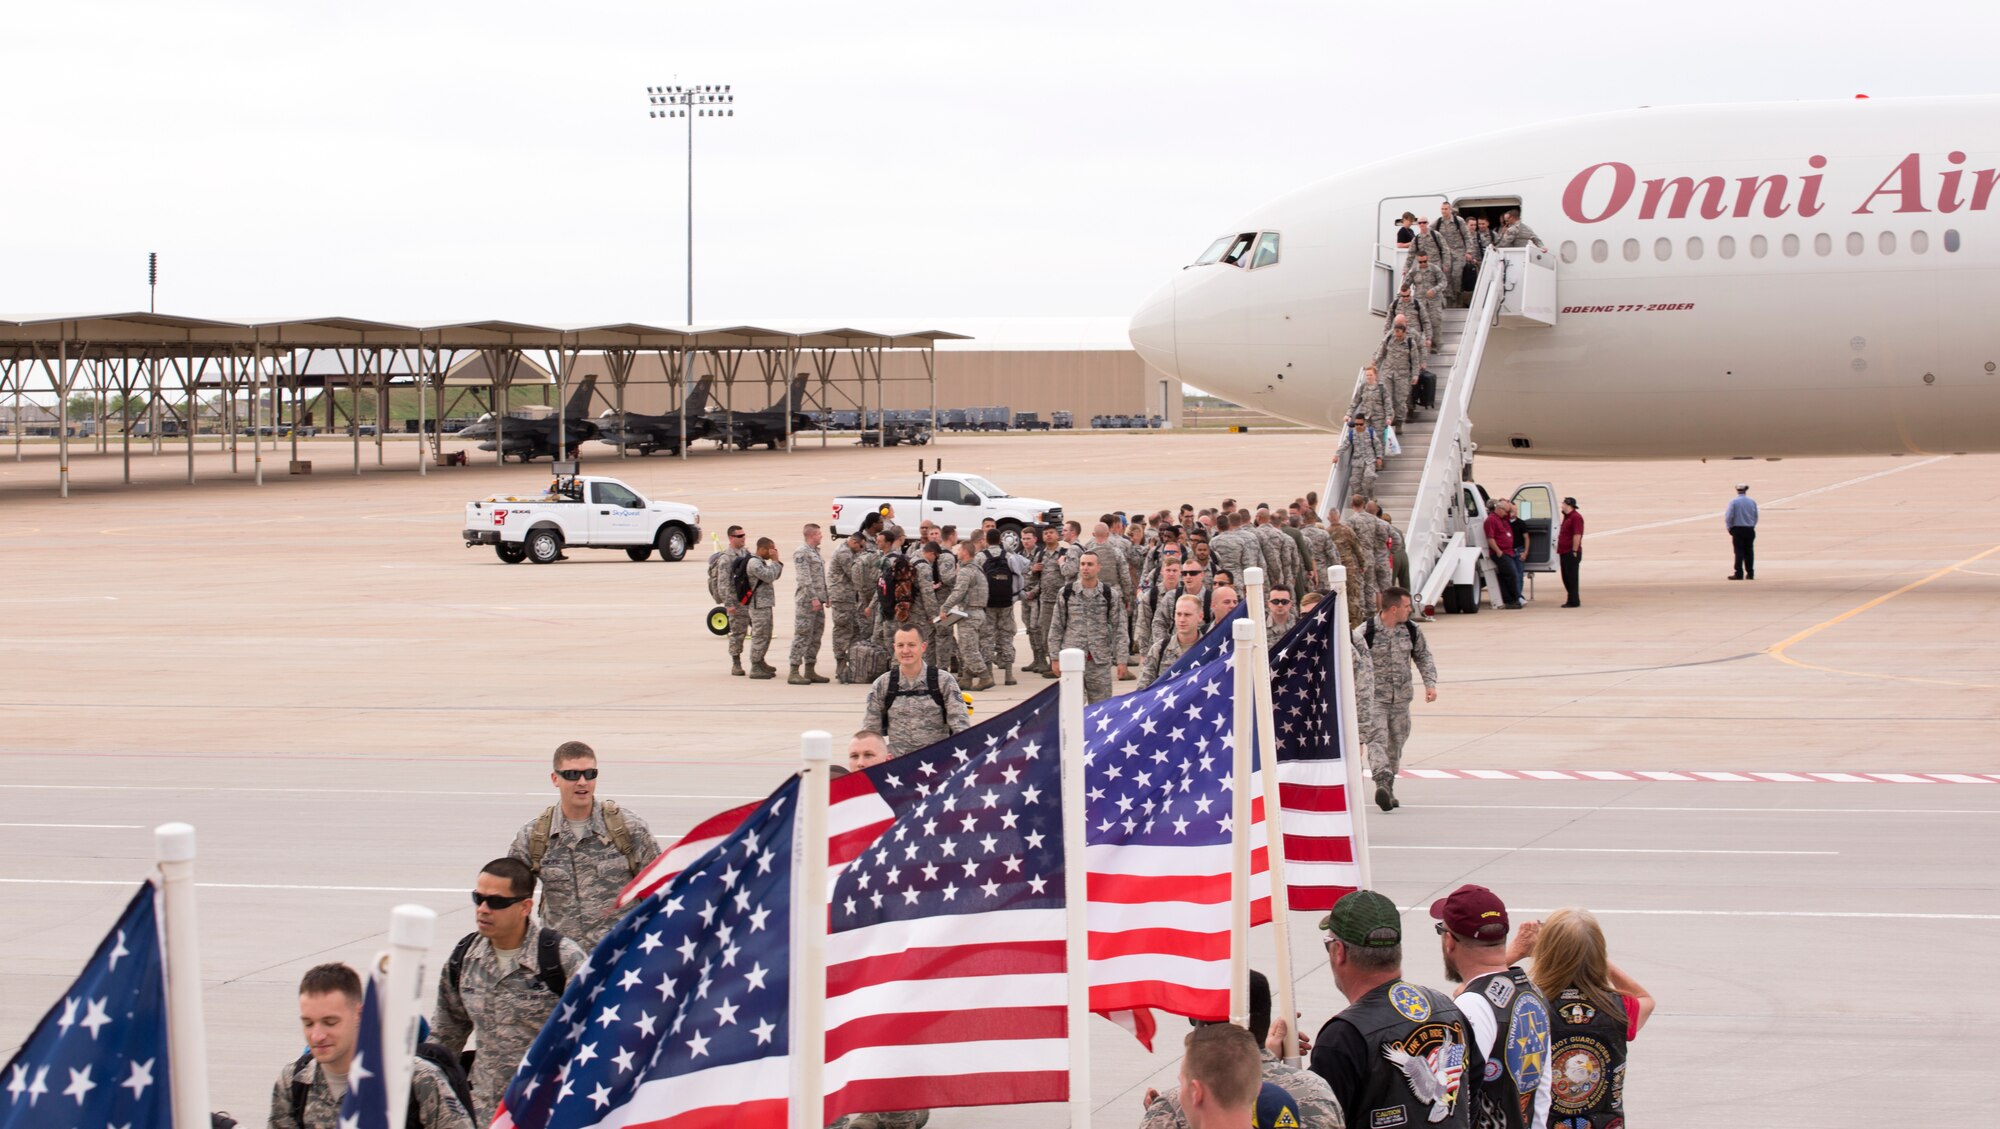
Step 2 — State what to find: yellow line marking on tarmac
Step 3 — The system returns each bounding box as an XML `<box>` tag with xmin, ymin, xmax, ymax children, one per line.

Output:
<box><xmin>1765</xmin><ymin>543</ymin><xmax>2000</xmax><ymax>688</ymax></box>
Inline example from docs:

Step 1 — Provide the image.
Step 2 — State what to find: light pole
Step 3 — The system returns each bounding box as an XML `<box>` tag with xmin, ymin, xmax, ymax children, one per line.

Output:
<box><xmin>646</xmin><ymin>83</ymin><xmax>735</xmax><ymax>325</ymax></box>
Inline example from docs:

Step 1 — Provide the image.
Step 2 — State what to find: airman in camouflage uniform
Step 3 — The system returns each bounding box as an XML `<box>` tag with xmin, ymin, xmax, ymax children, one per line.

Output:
<box><xmin>851</xmin><ymin>535</ymin><xmax>884</xmax><ymax>641</ymax></box>
<box><xmin>1405</xmin><ymin>218</ymin><xmax>1455</xmax><ymax>301</ymax></box>
<box><xmin>790</xmin><ymin>524</ymin><xmax>830</xmax><ymax>684</ymax></box>
<box><xmin>1086</xmin><ymin>524</ymin><xmax>1137</xmax><ymax>669</ymax></box>
<box><xmin>928</xmin><ymin>534</ymin><xmax>959</xmax><ymax>671</ymax></box>
<box><xmin>1373</xmin><ymin>324</ymin><xmax>1423</xmax><ymax>428</ymax></box>
<box><xmin>1324</xmin><ymin>517</ymin><xmax>1373</xmax><ymax>627</ymax></box>
<box><xmin>1348</xmin><ymin>416</ymin><xmax>1387</xmax><ymax>500</ymax></box>
<box><xmin>864</xmin><ymin>625</ymin><xmax>972</xmax><ymax>755</ymax></box>
<box><xmin>1251</xmin><ymin>510</ymin><xmax>1301</xmax><ymax>596</ymax></box>
<box><xmin>1435</xmin><ymin>204</ymin><xmax>1475</xmax><ymax>307</ymax></box>
<box><xmin>270</xmin><ymin>1051</ymin><xmax>473</xmax><ymax>1129</ymax></box>
<box><xmin>1405</xmin><ymin>252</ymin><xmax>1448</xmax><ymax>354</ymax></box>
<box><xmin>1209</xmin><ymin>513</ymin><xmax>1265</xmax><ymax>592</ymax></box>
<box><xmin>1021</xmin><ymin>526</ymin><xmax>1054</xmax><ymax>674</ymax></box>
<box><xmin>1039</xmin><ymin>532</ymin><xmax>1084</xmax><ymax>678</ymax></box>
<box><xmin>1356</xmin><ymin>588</ymin><xmax>1438</xmax><ymax>812</ymax></box>
<box><xmin>1343</xmin><ymin>497</ymin><xmax>1395</xmax><ymax>591</ymax></box>
<box><xmin>507</xmin><ymin>744</ymin><xmax>662</xmax><ymax>952</ymax></box>
<box><xmin>974</xmin><ymin>540</ymin><xmax>1022</xmax><ymax>686</ymax></box>
<box><xmin>1139</xmin><ymin>1047</ymin><xmax>1344</xmax><ymax>1129</ymax></box>
<box><xmin>276</xmin><ymin>964</ymin><xmax>474</xmax><ymax>1129</ymax></box>
<box><xmin>1298</xmin><ymin>514</ymin><xmax>1336</xmax><ymax>596</ymax></box>
<box><xmin>432</xmin><ymin>861</ymin><xmax>589</xmax><ymax>1124</ymax></box>
<box><xmin>940</xmin><ymin>541</ymin><xmax>992</xmax><ymax>689</ymax></box>
<box><xmin>1133</xmin><ymin>556</ymin><xmax>1182</xmax><ymax>662</ymax></box>
<box><xmin>1048</xmin><ymin>550</ymin><xmax>1129</xmax><ymax>703</ymax></box>
<box><xmin>1387</xmin><ymin>285</ymin><xmax>1432</xmax><ymax>353</ymax></box>
<box><xmin>1494</xmin><ymin>209</ymin><xmax>1547</xmax><ymax>251</ymax></box>
<box><xmin>828</xmin><ymin>533</ymin><xmax>863</xmax><ymax>680</ymax></box>
<box><xmin>1140</xmin><ymin>593</ymin><xmax>1205</xmax><ymax>687</ymax></box>
<box><xmin>717</xmin><ymin>526</ymin><xmax>752</xmax><ymax>675</ymax></box>
<box><xmin>744</xmin><ymin>538</ymin><xmax>784</xmax><ymax>679</ymax></box>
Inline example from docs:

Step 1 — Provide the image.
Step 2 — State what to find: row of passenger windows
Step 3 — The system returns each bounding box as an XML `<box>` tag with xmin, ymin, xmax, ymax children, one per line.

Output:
<box><xmin>1558</xmin><ymin>230</ymin><xmax>1964</xmax><ymax>265</ymax></box>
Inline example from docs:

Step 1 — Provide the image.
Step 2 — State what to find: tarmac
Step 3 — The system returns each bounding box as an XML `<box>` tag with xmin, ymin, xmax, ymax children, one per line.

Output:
<box><xmin>2</xmin><ymin>430</ymin><xmax>1996</xmax><ymax>1127</ymax></box>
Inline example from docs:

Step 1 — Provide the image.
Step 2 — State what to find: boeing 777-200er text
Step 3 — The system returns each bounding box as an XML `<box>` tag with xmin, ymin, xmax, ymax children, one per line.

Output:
<box><xmin>1128</xmin><ymin>95</ymin><xmax>2000</xmax><ymax>461</ymax></box>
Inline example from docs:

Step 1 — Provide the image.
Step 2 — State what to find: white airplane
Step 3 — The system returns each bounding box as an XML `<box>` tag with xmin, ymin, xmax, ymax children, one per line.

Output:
<box><xmin>1128</xmin><ymin>94</ymin><xmax>2000</xmax><ymax>461</ymax></box>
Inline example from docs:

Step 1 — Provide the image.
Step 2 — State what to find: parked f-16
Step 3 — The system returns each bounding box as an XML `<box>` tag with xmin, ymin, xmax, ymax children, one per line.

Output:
<box><xmin>594</xmin><ymin>376</ymin><xmax>716</xmax><ymax>456</ymax></box>
<box><xmin>707</xmin><ymin>374</ymin><xmax>816</xmax><ymax>450</ymax></box>
<box><xmin>457</xmin><ymin>375</ymin><xmax>601</xmax><ymax>462</ymax></box>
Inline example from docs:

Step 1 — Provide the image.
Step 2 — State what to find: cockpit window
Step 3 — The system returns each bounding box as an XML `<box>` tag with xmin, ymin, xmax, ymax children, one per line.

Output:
<box><xmin>1219</xmin><ymin>232</ymin><xmax>1258</xmax><ymax>266</ymax></box>
<box><xmin>1194</xmin><ymin>236</ymin><xmax>1232</xmax><ymax>266</ymax></box>
<box><xmin>1250</xmin><ymin>232</ymin><xmax>1280</xmax><ymax>269</ymax></box>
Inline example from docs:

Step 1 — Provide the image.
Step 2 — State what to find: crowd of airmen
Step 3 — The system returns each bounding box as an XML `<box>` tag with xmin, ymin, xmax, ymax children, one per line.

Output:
<box><xmin>1346</xmin><ymin>205</ymin><xmax>1547</xmax><ymax>499</ymax></box>
<box><xmin>710</xmin><ymin>488</ymin><xmax>1439</xmax><ymax>812</ymax></box>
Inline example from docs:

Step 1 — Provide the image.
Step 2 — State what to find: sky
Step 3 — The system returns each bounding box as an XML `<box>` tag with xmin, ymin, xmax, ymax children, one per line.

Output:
<box><xmin>2</xmin><ymin>1</ymin><xmax>1993</xmax><ymax>340</ymax></box>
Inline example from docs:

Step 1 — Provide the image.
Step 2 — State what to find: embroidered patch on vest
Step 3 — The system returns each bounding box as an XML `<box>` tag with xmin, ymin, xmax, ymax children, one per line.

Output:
<box><xmin>1550</xmin><ymin>1035</ymin><xmax>1613</xmax><ymax>1114</ymax></box>
<box><xmin>1483</xmin><ymin>976</ymin><xmax>1515</xmax><ymax>1009</ymax></box>
<box><xmin>1368</xmin><ymin>1107</ymin><xmax>1408</xmax><ymax>1129</ymax></box>
<box><xmin>1388</xmin><ymin>982</ymin><xmax>1432</xmax><ymax>1022</ymax></box>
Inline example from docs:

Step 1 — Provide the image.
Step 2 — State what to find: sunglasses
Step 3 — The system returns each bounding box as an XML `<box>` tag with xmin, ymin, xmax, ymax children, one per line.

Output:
<box><xmin>556</xmin><ymin>768</ymin><xmax>599</xmax><ymax>782</ymax></box>
<box><xmin>471</xmin><ymin>891</ymin><xmax>530</xmax><ymax>910</ymax></box>
<box><xmin>1271</xmin><ymin>599</ymin><xmax>1292</xmax><ymax>605</ymax></box>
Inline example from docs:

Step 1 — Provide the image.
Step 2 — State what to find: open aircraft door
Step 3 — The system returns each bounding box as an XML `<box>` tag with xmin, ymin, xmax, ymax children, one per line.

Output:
<box><xmin>1510</xmin><ymin>482</ymin><xmax>1558</xmax><ymax>573</ymax></box>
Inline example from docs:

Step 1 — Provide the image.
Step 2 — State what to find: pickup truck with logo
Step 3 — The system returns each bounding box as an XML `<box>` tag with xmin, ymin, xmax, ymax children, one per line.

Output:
<box><xmin>463</xmin><ymin>467</ymin><xmax>701</xmax><ymax>565</ymax></box>
<box><xmin>830</xmin><ymin>468</ymin><xmax>1059</xmax><ymax>550</ymax></box>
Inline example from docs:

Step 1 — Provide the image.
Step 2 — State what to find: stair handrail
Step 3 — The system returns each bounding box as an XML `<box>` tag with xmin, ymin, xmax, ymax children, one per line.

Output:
<box><xmin>1406</xmin><ymin>248</ymin><xmax>1507</xmax><ymax>594</ymax></box>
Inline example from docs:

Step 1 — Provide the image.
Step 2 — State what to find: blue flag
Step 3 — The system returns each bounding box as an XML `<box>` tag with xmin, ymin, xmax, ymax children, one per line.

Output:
<box><xmin>336</xmin><ymin>972</ymin><xmax>392</xmax><ymax>1129</ymax></box>
<box><xmin>2</xmin><ymin>882</ymin><xmax>172</xmax><ymax>1129</ymax></box>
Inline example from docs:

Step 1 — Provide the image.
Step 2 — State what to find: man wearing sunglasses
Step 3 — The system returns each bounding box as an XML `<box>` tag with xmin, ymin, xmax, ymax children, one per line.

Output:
<box><xmin>432</xmin><ymin>858</ymin><xmax>586</xmax><ymax>1125</ymax></box>
<box><xmin>1265</xmin><ymin>584</ymin><xmax>1298</xmax><ymax>652</ymax></box>
<box><xmin>509</xmin><ymin>741</ymin><xmax>662</xmax><ymax>952</ymax></box>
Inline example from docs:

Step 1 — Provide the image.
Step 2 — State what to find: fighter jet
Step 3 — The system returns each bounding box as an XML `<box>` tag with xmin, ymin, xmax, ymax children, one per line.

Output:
<box><xmin>594</xmin><ymin>376</ymin><xmax>717</xmax><ymax>456</ymax></box>
<box><xmin>706</xmin><ymin>373</ymin><xmax>817</xmax><ymax>450</ymax></box>
<box><xmin>456</xmin><ymin>374</ymin><xmax>601</xmax><ymax>462</ymax></box>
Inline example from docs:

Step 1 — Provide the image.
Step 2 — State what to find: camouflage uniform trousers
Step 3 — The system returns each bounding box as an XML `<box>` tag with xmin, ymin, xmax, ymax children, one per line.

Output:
<box><xmin>1080</xmin><ymin>658</ymin><xmax>1114</xmax><ymax>704</ymax></box>
<box><xmin>981</xmin><ymin>601</ymin><xmax>1018</xmax><ymax>669</ymax></box>
<box><xmin>1372</xmin><ymin>699</ymin><xmax>1412</xmax><ymax>788</ymax></box>
<box><xmin>270</xmin><ymin>1055</ymin><xmax>474</xmax><ymax>1129</ymax></box>
<box><xmin>747</xmin><ymin>605</ymin><xmax>775</xmax><ymax>667</ymax></box>
<box><xmin>727</xmin><ymin>603</ymin><xmax>750</xmax><ymax>659</ymax></box>
<box><xmin>791</xmin><ymin>601</ymin><xmax>825</xmax><ymax>666</ymax></box>
<box><xmin>951</xmin><ymin>607</ymin><xmax>989</xmax><ymax>675</ymax></box>
<box><xmin>1022</xmin><ymin>594</ymin><xmax>1048</xmax><ymax>668</ymax></box>
<box><xmin>1033</xmin><ymin>593</ymin><xmax>1059</xmax><ymax>674</ymax></box>
<box><xmin>831</xmin><ymin>602</ymin><xmax>860</xmax><ymax>671</ymax></box>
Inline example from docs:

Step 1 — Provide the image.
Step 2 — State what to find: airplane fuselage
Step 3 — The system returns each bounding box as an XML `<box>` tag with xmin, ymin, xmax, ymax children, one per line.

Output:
<box><xmin>1131</xmin><ymin>96</ymin><xmax>2000</xmax><ymax>459</ymax></box>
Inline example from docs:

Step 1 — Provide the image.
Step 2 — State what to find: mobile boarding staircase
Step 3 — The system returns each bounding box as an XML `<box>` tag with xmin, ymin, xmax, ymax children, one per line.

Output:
<box><xmin>1325</xmin><ymin>245</ymin><xmax>1559</xmax><ymax>614</ymax></box>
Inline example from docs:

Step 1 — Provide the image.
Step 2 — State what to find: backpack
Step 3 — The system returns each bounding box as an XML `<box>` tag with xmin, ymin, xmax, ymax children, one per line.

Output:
<box><xmin>289</xmin><ymin>1043</ymin><xmax>474</xmax><ymax>1129</ymax></box>
<box><xmin>879</xmin><ymin>553</ymin><xmax>918</xmax><ymax>620</ymax></box>
<box><xmin>728</xmin><ymin>554</ymin><xmax>754</xmax><ymax>605</ymax></box>
<box><xmin>525</xmin><ymin>801</ymin><xmax>639</xmax><ymax>878</ymax></box>
<box><xmin>876</xmin><ymin>664</ymin><xmax>950</xmax><ymax>732</ymax></box>
<box><xmin>446</xmin><ymin>927</ymin><xmax>569</xmax><ymax>999</ymax></box>
<box><xmin>981</xmin><ymin>549</ymin><xmax>1015</xmax><ymax>608</ymax></box>
<box><xmin>705</xmin><ymin>551</ymin><xmax>729</xmax><ymax>603</ymax></box>
<box><xmin>842</xmin><ymin>640</ymin><xmax>890</xmax><ymax>684</ymax></box>
<box><xmin>1362</xmin><ymin>617</ymin><xmax>1421</xmax><ymax>650</ymax></box>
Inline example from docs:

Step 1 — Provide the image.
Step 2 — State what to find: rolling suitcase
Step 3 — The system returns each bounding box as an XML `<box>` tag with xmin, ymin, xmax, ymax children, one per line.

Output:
<box><xmin>841</xmin><ymin>641</ymin><xmax>890</xmax><ymax>685</ymax></box>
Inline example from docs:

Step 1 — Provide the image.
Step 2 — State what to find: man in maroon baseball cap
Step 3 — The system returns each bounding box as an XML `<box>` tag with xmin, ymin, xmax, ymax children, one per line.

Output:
<box><xmin>1430</xmin><ymin>884</ymin><xmax>1552</xmax><ymax>1129</ymax></box>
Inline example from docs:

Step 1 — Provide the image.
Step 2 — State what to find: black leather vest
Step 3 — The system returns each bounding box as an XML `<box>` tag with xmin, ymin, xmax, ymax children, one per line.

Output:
<box><xmin>1340</xmin><ymin>979</ymin><xmax>1472</xmax><ymax>1129</ymax></box>
<box><xmin>1462</xmin><ymin>967</ymin><xmax>1551</xmax><ymax>1129</ymax></box>
<box><xmin>1546</xmin><ymin>985</ymin><xmax>1628</xmax><ymax>1128</ymax></box>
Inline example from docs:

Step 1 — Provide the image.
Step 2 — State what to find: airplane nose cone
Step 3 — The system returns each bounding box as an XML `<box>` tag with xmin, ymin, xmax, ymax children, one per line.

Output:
<box><xmin>1128</xmin><ymin>281</ymin><xmax>1179</xmax><ymax>378</ymax></box>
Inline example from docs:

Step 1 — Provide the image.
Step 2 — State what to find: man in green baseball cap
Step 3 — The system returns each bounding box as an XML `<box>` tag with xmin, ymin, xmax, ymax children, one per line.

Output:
<box><xmin>1309</xmin><ymin>891</ymin><xmax>1472</xmax><ymax>1128</ymax></box>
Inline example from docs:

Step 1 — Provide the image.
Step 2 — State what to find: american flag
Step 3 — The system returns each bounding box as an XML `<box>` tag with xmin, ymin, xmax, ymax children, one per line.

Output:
<box><xmin>1087</xmin><ymin>596</ymin><xmax>1356</xmax><ymax>1026</ymax></box>
<box><xmin>820</xmin><ymin>686</ymin><xmax>1069</xmax><ymax>1121</ymax></box>
<box><xmin>619</xmin><ymin>801</ymin><xmax>759</xmax><ymax>908</ymax></box>
<box><xmin>495</xmin><ymin>776</ymin><xmax>800</xmax><ymax>1129</ymax></box>
<box><xmin>336</xmin><ymin>970</ymin><xmax>391</xmax><ymax>1129</ymax></box>
<box><xmin>1</xmin><ymin>883</ymin><xmax>171</xmax><ymax>1129</ymax></box>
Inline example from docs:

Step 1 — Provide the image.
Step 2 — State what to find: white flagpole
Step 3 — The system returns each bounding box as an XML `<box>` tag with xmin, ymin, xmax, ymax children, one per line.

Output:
<box><xmin>792</xmin><ymin>730</ymin><xmax>832</xmax><ymax>1129</ymax></box>
<box><xmin>1243</xmin><ymin>568</ymin><xmax>1301</xmax><ymax>1063</ymax></box>
<box><xmin>1057</xmin><ymin>646</ymin><xmax>1092</xmax><ymax>1127</ymax></box>
<box><xmin>382</xmin><ymin>905</ymin><xmax>437</xmax><ymax>1129</ymax></box>
<box><xmin>1228</xmin><ymin>617</ymin><xmax>1255</xmax><ymax>1027</ymax></box>
<box><xmin>1330</xmin><ymin>566</ymin><xmax>1375</xmax><ymax>889</ymax></box>
<box><xmin>155</xmin><ymin>823</ymin><xmax>211</xmax><ymax>1129</ymax></box>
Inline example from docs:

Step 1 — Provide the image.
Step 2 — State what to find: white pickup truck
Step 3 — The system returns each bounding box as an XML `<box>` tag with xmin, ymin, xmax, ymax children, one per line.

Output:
<box><xmin>462</xmin><ymin>469</ymin><xmax>701</xmax><ymax>565</ymax></box>
<box><xmin>830</xmin><ymin>468</ymin><xmax>1060</xmax><ymax>550</ymax></box>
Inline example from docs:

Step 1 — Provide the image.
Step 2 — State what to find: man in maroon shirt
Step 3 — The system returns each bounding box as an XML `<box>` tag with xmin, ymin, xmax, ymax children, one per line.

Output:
<box><xmin>1558</xmin><ymin>497</ymin><xmax>1584</xmax><ymax>607</ymax></box>
<box><xmin>1483</xmin><ymin>503</ymin><xmax>1523</xmax><ymax>609</ymax></box>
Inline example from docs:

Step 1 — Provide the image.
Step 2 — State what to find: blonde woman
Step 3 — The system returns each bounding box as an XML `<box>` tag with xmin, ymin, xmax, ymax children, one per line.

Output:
<box><xmin>1510</xmin><ymin>908</ymin><xmax>1655</xmax><ymax>1128</ymax></box>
